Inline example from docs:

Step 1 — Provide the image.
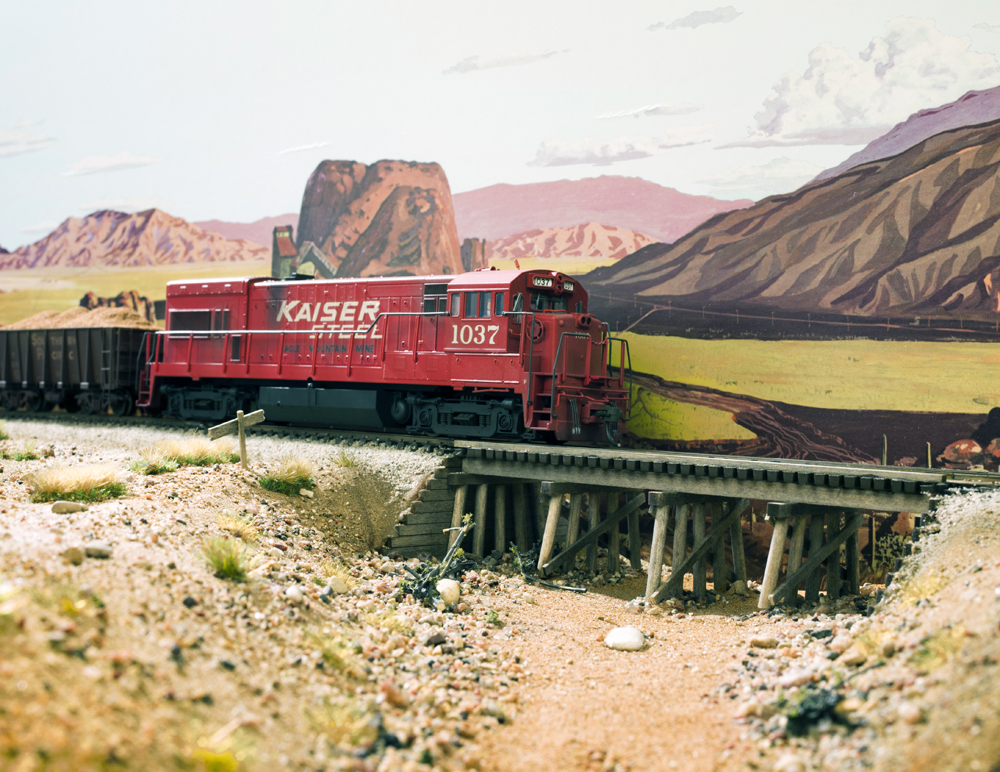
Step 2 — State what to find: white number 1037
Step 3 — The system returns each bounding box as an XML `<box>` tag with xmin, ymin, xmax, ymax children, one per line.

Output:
<box><xmin>452</xmin><ymin>324</ymin><xmax>500</xmax><ymax>345</ymax></box>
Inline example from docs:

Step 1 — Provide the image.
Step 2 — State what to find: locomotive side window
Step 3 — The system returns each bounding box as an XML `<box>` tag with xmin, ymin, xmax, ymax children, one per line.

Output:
<box><xmin>494</xmin><ymin>292</ymin><xmax>505</xmax><ymax>316</ymax></box>
<box><xmin>576</xmin><ymin>301</ymin><xmax>583</xmax><ymax>313</ymax></box>
<box><xmin>450</xmin><ymin>294</ymin><xmax>460</xmax><ymax>317</ymax></box>
<box><xmin>168</xmin><ymin>309</ymin><xmax>212</xmax><ymax>338</ymax></box>
<box><xmin>464</xmin><ymin>291</ymin><xmax>492</xmax><ymax>318</ymax></box>
<box><xmin>511</xmin><ymin>293</ymin><xmax>523</xmax><ymax>314</ymax></box>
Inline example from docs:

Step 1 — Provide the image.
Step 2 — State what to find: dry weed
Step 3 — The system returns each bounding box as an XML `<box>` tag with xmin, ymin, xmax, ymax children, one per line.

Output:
<box><xmin>217</xmin><ymin>510</ymin><xmax>258</xmax><ymax>542</ymax></box>
<box><xmin>260</xmin><ymin>454</ymin><xmax>316</xmax><ymax>495</ymax></box>
<box><xmin>200</xmin><ymin>536</ymin><xmax>259</xmax><ymax>581</ymax></box>
<box><xmin>318</xmin><ymin>559</ymin><xmax>356</xmax><ymax>590</ymax></box>
<box><xmin>1</xmin><ymin>438</ymin><xmax>39</xmax><ymax>461</ymax></box>
<box><xmin>130</xmin><ymin>444</ymin><xmax>180</xmax><ymax>475</ymax></box>
<box><xmin>26</xmin><ymin>462</ymin><xmax>126</xmax><ymax>502</ymax></box>
<box><xmin>150</xmin><ymin>436</ymin><xmax>239</xmax><ymax>467</ymax></box>
<box><xmin>332</xmin><ymin>451</ymin><xmax>358</xmax><ymax>468</ymax></box>
<box><xmin>306</xmin><ymin>700</ymin><xmax>378</xmax><ymax>752</ymax></box>
<box><xmin>0</xmin><ymin>420</ymin><xmax>8</xmax><ymax>441</ymax></box>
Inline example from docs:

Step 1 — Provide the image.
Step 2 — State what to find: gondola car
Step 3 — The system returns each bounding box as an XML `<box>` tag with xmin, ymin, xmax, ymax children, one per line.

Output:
<box><xmin>137</xmin><ymin>268</ymin><xmax>631</xmax><ymax>444</ymax></box>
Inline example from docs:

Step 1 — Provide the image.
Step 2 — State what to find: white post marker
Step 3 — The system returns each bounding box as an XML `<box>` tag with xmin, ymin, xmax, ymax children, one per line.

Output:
<box><xmin>207</xmin><ymin>409</ymin><xmax>265</xmax><ymax>470</ymax></box>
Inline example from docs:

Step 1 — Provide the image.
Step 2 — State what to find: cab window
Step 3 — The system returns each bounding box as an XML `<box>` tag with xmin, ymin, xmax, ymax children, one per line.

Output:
<box><xmin>494</xmin><ymin>292</ymin><xmax>505</xmax><ymax>315</ymax></box>
<box><xmin>464</xmin><ymin>291</ymin><xmax>492</xmax><ymax>318</ymax></box>
<box><xmin>450</xmin><ymin>294</ymin><xmax>460</xmax><ymax>317</ymax></box>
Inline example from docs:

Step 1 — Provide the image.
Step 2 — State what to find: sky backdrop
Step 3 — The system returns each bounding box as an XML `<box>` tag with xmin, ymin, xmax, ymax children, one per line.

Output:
<box><xmin>2</xmin><ymin>0</ymin><xmax>1000</xmax><ymax>250</ymax></box>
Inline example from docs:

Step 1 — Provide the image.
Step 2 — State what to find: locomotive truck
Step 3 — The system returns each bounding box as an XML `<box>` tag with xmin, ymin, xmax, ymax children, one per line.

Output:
<box><xmin>136</xmin><ymin>268</ymin><xmax>630</xmax><ymax>444</ymax></box>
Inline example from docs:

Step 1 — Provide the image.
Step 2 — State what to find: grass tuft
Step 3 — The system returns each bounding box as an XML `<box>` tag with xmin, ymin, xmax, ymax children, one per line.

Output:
<box><xmin>130</xmin><ymin>445</ymin><xmax>180</xmax><ymax>475</ymax></box>
<box><xmin>306</xmin><ymin>701</ymin><xmax>378</xmax><ymax>752</ymax></box>
<box><xmin>333</xmin><ymin>451</ymin><xmax>358</xmax><ymax>468</ymax></box>
<box><xmin>26</xmin><ymin>462</ymin><xmax>127</xmax><ymax>502</ymax></box>
<box><xmin>200</xmin><ymin>537</ymin><xmax>258</xmax><ymax>581</ymax></box>
<box><xmin>1</xmin><ymin>439</ymin><xmax>40</xmax><ymax>461</ymax></box>
<box><xmin>143</xmin><ymin>437</ymin><xmax>239</xmax><ymax>468</ymax></box>
<box><xmin>260</xmin><ymin>454</ymin><xmax>316</xmax><ymax>495</ymax></box>
<box><xmin>217</xmin><ymin>510</ymin><xmax>258</xmax><ymax>542</ymax></box>
<box><xmin>0</xmin><ymin>421</ymin><xmax>8</xmax><ymax>441</ymax></box>
<box><xmin>318</xmin><ymin>559</ymin><xmax>356</xmax><ymax>590</ymax></box>
<box><xmin>341</xmin><ymin>466</ymin><xmax>405</xmax><ymax>552</ymax></box>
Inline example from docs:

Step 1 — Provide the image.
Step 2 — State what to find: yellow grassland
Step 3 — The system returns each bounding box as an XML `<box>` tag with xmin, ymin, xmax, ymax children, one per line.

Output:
<box><xmin>488</xmin><ymin>257</ymin><xmax>617</xmax><ymax>275</ymax></box>
<box><xmin>622</xmin><ymin>333</ymin><xmax>1000</xmax><ymax>415</ymax></box>
<box><xmin>0</xmin><ymin>261</ymin><xmax>270</xmax><ymax>327</ymax></box>
<box><xmin>627</xmin><ymin>383</ymin><xmax>757</xmax><ymax>441</ymax></box>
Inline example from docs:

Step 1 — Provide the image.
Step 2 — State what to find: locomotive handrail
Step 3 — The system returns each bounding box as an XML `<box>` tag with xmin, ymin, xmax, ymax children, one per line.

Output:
<box><xmin>605</xmin><ymin>335</ymin><xmax>633</xmax><ymax>420</ymax></box>
<box><xmin>500</xmin><ymin>311</ymin><xmax>537</xmax><ymax>409</ymax></box>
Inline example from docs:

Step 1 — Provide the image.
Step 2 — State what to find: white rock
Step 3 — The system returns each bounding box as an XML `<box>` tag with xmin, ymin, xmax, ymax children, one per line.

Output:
<box><xmin>84</xmin><ymin>542</ymin><xmax>113</xmax><ymax>559</ymax></box>
<box><xmin>299</xmin><ymin>488</ymin><xmax>314</xmax><ymax>498</ymax></box>
<box><xmin>897</xmin><ymin>700</ymin><xmax>923</xmax><ymax>724</ymax></box>
<box><xmin>436</xmin><ymin>579</ymin><xmax>461</xmax><ymax>606</ymax></box>
<box><xmin>604</xmin><ymin>626</ymin><xmax>645</xmax><ymax>651</ymax></box>
<box><xmin>327</xmin><ymin>577</ymin><xmax>349</xmax><ymax>594</ymax></box>
<box><xmin>828</xmin><ymin>633</ymin><xmax>853</xmax><ymax>653</ymax></box>
<box><xmin>777</xmin><ymin>668</ymin><xmax>815</xmax><ymax>688</ymax></box>
<box><xmin>285</xmin><ymin>585</ymin><xmax>304</xmax><ymax>602</ymax></box>
<box><xmin>52</xmin><ymin>501</ymin><xmax>88</xmax><ymax>514</ymax></box>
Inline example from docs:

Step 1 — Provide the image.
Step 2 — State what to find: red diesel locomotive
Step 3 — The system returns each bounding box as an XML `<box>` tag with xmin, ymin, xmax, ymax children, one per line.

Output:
<box><xmin>136</xmin><ymin>268</ymin><xmax>630</xmax><ymax>444</ymax></box>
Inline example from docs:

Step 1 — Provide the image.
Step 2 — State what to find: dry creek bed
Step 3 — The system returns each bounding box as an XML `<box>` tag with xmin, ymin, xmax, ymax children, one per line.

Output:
<box><xmin>0</xmin><ymin>419</ymin><xmax>998</xmax><ymax>772</ymax></box>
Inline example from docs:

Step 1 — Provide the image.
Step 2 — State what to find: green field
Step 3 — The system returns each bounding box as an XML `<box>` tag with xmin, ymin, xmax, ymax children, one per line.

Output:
<box><xmin>0</xmin><ymin>261</ymin><xmax>270</xmax><ymax>326</ymax></box>
<box><xmin>622</xmin><ymin>333</ymin><xmax>1000</xmax><ymax>415</ymax></box>
<box><xmin>628</xmin><ymin>384</ymin><xmax>757</xmax><ymax>441</ymax></box>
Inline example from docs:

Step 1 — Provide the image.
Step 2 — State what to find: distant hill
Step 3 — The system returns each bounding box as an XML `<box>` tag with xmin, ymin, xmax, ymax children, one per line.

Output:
<box><xmin>0</xmin><ymin>209</ymin><xmax>268</xmax><ymax>270</ymax></box>
<box><xmin>195</xmin><ymin>214</ymin><xmax>298</xmax><ymax>248</ymax></box>
<box><xmin>588</xmin><ymin>118</ymin><xmax>1000</xmax><ymax>317</ymax></box>
<box><xmin>453</xmin><ymin>176</ymin><xmax>752</xmax><ymax>244</ymax></box>
<box><xmin>816</xmin><ymin>86</ymin><xmax>1000</xmax><ymax>181</ymax></box>
<box><xmin>487</xmin><ymin>222</ymin><xmax>656</xmax><ymax>261</ymax></box>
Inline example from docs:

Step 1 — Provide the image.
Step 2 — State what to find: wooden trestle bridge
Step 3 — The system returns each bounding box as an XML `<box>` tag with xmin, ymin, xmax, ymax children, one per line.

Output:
<box><xmin>387</xmin><ymin>442</ymin><xmax>1000</xmax><ymax>608</ymax></box>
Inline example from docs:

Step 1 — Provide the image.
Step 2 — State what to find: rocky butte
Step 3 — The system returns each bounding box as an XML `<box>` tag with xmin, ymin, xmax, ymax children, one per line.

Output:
<box><xmin>588</xmin><ymin>118</ymin><xmax>1000</xmax><ymax>317</ymax></box>
<box><xmin>0</xmin><ymin>209</ymin><xmax>267</xmax><ymax>270</ymax></box>
<box><xmin>295</xmin><ymin>159</ymin><xmax>463</xmax><ymax>278</ymax></box>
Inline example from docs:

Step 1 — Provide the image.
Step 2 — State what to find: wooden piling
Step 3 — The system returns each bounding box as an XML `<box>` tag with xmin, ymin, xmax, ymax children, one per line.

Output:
<box><xmin>845</xmin><ymin>521</ymin><xmax>860</xmax><ymax>595</ymax></box>
<box><xmin>473</xmin><ymin>484</ymin><xmax>489</xmax><ymax>558</ymax></box>
<box><xmin>608</xmin><ymin>492</ymin><xmax>621</xmax><ymax>574</ymax></box>
<box><xmin>627</xmin><ymin>496</ymin><xmax>642</xmax><ymax>571</ymax></box>
<box><xmin>537</xmin><ymin>492</ymin><xmax>563</xmax><ymax>570</ymax></box>
<box><xmin>825</xmin><ymin>512</ymin><xmax>840</xmax><ymax>602</ymax></box>
<box><xmin>449</xmin><ymin>485</ymin><xmax>469</xmax><ymax>549</ymax></box>
<box><xmin>785</xmin><ymin>517</ymin><xmax>807</xmax><ymax>607</ymax></box>
<box><xmin>805</xmin><ymin>515</ymin><xmax>824</xmax><ymax>603</ymax></box>
<box><xmin>693</xmin><ymin>503</ymin><xmax>707</xmax><ymax>601</ymax></box>
<box><xmin>512</xmin><ymin>484</ymin><xmax>529</xmax><ymax>552</ymax></box>
<box><xmin>565</xmin><ymin>493</ymin><xmax>583</xmax><ymax>568</ymax></box>
<box><xmin>494</xmin><ymin>485</ymin><xmax>507</xmax><ymax>555</ymax></box>
<box><xmin>729</xmin><ymin>507</ymin><xmax>747</xmax><ymax>584</ymax></box>
<box><xmin>672</xmin><ymin>503</ymin><xmax>690</xmax><ymax>589</ymax></box>
<box><xmin>586</xmin><ymin>493</ymin><xmax>602</xmax><ymax>574</ymax></box>
<box><xmin>710</xmin><ymin>502</ymin><xmax>728</xmax><ymax>593</ymax></box>
<box><xmin>646</xmin><ymin>501</ymin><xmax>670</xmax><ymax>599</ymax></box>
<box><xmin>758</xmin><ymin>515</ymin><xmax>789</xmax><ymax>609</ymax></box>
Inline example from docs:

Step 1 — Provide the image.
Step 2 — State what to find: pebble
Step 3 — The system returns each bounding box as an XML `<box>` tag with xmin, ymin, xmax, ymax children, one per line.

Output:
<box><xmin>750</xmin><ymin>636</ymin><xmax>779</xmax><ymax>649</ymax></box>
<box><xmin>299</xmin><ymin>488</ymin><xmax>314</xmax><ymax>498</ymax></box>
<box><xmin>837</xmin><ymin>645</ymin><xmax>867</xmax><ymax>666</ymax></box>
<box><xmin>604</xmin><ymin>626</ymin><xmax>645</xmax><ymax>651</ymax></box>
<box><xmin>897</xmin><ymin>700</ymin><xmax>923</xmax><ymax>724</ymax></box>
<box><xmin>327</xmin><ymin>577</ymin><xmax>349</xmax><ymax>595</ymax></box>
<box><xmin>60</xmin><ymin>546</ymin><xmax>85</xmax><ymax>565</ymax></box>
<box><xmin>731</xmin><ymin>579</ymin><xmax>749</xmax><ymax>596</ymax></box>
<box><xmin>51</xmin><ymin>501</ymin><xmax>89</xmax><ymax>514</ymax></box>
<box><xmin>285</xmin><ymin>585</ymin><xmax>304</xmax><ymax>602</ymax></box>
<box><xmin>436</xmin><ymin>579</ymin><xmax>461</xmax><ymax>606</ymax></box>
<box><xmin>84</xmin><ymin>542</ymin><xmax>113</xmax><ymax>559</ymax></box>
<box><xmin>828</xmin><ymin>633</ymin><xmax>853</xmax><ymax>653</ymax></box>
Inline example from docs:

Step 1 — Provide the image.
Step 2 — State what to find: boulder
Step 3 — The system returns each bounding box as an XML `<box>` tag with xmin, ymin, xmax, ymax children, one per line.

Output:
<box><xmin>939</xmin><ymin>439</ymin><xmax>983</xmax><ymax>469</ymax></box>
<box><xmin>604</xmin><ymin>626</ymin><xmax>645</xmax><ymax>651</ymax></box>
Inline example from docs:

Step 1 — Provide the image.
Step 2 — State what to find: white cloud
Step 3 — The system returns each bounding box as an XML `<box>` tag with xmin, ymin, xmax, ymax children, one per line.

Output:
<box><xmin>596</xmin><ymin>103</ymin><xmax>702</xmax><ymax>120</ymax></box>
<box><xmin>648</xmin><ymin>6</ymin><xmax>741</xmax><ymax>31</ymax></box>
<box><xmin>80</xmin><ymin>197</ymin><xmax>172</xmax><ymax>214</ymax></box>
<box><xmin>724</xmin><ymin>17</ymin><xmax>1000</xmax><ymax>148</ymax></box>
<box><xmin>443</xmin><ymin>50</ymin><xmax>567</xmax><ymax>74</ymax></box>
<box><xmin>279</xmin><ymin>141</ymin><xmax>331</xmax><ymax>155</ymax></box>
<box><xmin>974</xmin><ymin>23</ymin><xmax>1000</xmax><ymax>34</ymax></box>
<box><xmin>528</xmin><ymin>126</ymin><xmax>713</xmax><ymax>167</ymax></box>
<box><xmin>0</xmin><ymin>125</ymin><xmax>56</xmax><ymax>158</ymax></box>
<box><xmin>22</xmin><ymin>220</ymin><xmax>59</xmax><ymax>236</ymax></box>
<box><xmin>699</xmin><ymin>156</ymin><xmax>825</xmax><ymax>198</ymax></box>
<box><xmin>63</xmin><ymin>151</ymin><xmax>160</xmax><ymax>176</ymax></box>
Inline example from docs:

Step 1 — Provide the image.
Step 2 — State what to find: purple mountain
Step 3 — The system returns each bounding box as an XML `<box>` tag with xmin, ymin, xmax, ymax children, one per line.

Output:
<box><xmin>816</xmin><ymin>85</ymin><xmax>1000</xmax><ymax>181</ymax></box>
